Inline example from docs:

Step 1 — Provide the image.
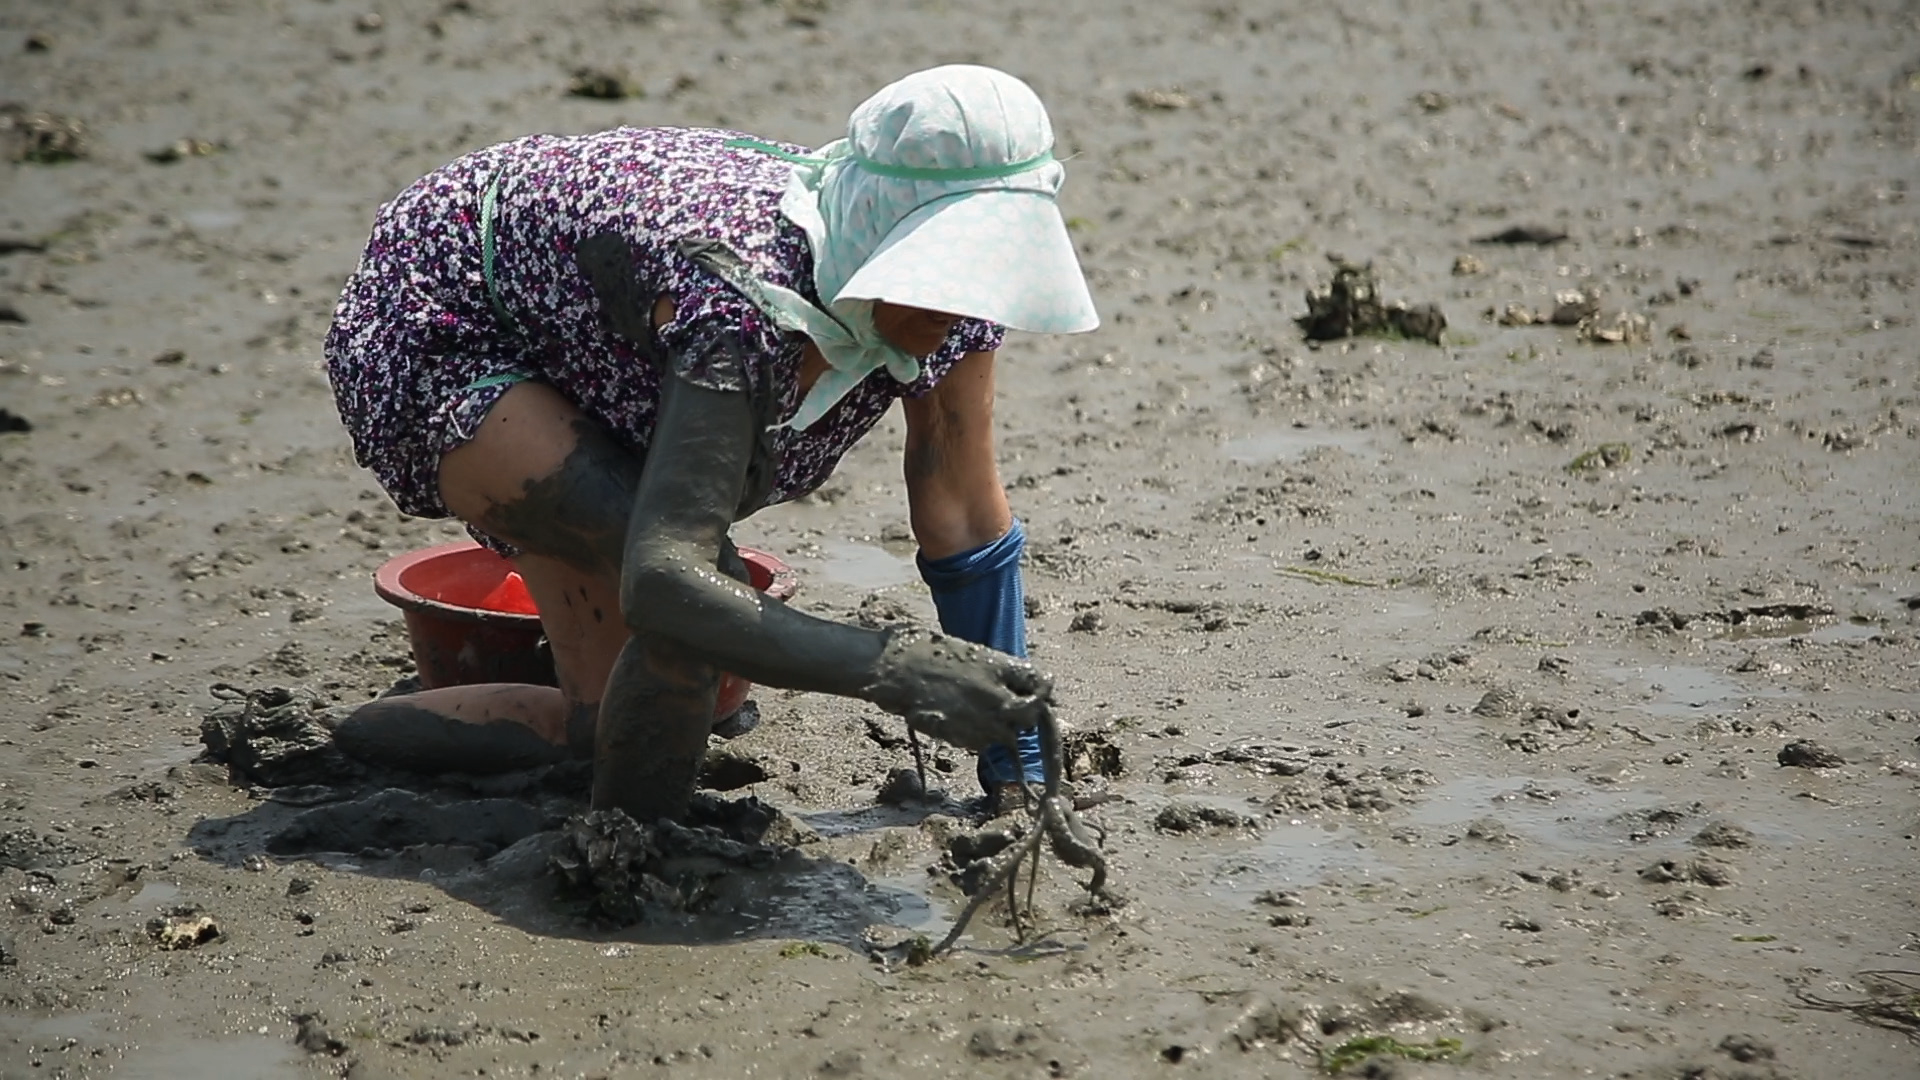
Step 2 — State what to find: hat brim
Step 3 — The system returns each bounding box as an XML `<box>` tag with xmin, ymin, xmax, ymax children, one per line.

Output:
<box><xmin>832</xmin><ymin>189</ymin><xmax>1099</xmax><ymax>335</ymax></box>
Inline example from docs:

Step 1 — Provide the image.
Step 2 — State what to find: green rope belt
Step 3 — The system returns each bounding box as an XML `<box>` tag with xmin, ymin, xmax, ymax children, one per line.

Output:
<box><xmin>480</xmin><ymin>172</ymin><xmax>519</xmax><ymax>334</ymax></box>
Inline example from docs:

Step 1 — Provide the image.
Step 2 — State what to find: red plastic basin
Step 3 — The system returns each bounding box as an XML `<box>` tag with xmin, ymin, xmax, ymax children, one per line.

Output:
<box><xmin>373</xmin><ymin>540</ymin><xmax>797</xmax><ymax>720</ymax></box>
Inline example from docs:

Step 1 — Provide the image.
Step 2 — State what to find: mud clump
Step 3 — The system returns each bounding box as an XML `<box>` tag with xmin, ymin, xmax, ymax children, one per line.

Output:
<box><xmin>1064</xmin><ymin>730</ymin><xmax>1126</xmax><ymax>780</ymax></box>
<box><xmin>549</xmin><ymin>794</ymin><xmax>787</xmax><ymax>924</ymax></box>
<box><xmin>1692</xmin><ymin>822</ymin><xmax>1756</xmax><ymax>849</ymax></box>
<box><xmin>1777</xmin><ymin>739</ymin><xmax>1843</xmax><ymax>768</ymax></box>
<box><xmin>2</xmin><ymin>107</ymin><xmax>86</xmax><ymax>163</ymax></box>
<box><xmin>147</xmin><ymin>908</ymin><xmax>220</xmax><ymax>950</ymax></box>
<box><xmin>199</xmin><ymin>684</ymin><xmax>363</xmax><ymax>788</ymax></box>
<box><xmin>1639</xmin><ymin>857</ymin><xmax>1737</xmax><ymax>887</ymax></box>
<box><xmin>1296</xmin><ymin>261</ymin><xmax>1447</xmax><ymax>345</ymax></box>
<box><xmin>0</xmin><ymin>828</ymin><xmax>92</xmax><ymax>871</ymax></box>
<box><xmin>568</xmin><ymin>68</ymin><xmax>639</xmax><ymax>100</ymax></box>
<box><xmin>1155</xmin><ymin>801</ymin><xmax>1258</xmax><ymax>833</ymax></box>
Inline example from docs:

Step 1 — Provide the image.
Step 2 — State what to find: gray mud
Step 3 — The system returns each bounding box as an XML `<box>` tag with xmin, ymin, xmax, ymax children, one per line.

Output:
<box><xmin>2</xmin><ymin>0</ymin><xmax>1917</xmax><ymax>1077</ymax></box>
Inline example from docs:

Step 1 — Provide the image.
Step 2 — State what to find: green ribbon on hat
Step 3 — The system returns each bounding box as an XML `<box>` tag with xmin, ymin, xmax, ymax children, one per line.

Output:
<box><xmin>724</xmin><ymin>137</ymin><xmax>1055</xmax><ymax>183</ymax></box>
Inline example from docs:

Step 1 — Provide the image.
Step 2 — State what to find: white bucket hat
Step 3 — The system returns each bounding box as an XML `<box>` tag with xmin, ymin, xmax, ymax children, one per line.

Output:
<box><xmin>716</xmin><ymin>65</ymin><xmax>1099</xmax><ymax>430</ymax></box>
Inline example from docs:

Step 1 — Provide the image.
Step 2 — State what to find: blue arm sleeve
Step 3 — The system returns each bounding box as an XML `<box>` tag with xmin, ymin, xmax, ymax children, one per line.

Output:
<box><xmin>915</xmin><ymin>518</ymin><xmax>1046</xmax><ymax>786</ymax></box>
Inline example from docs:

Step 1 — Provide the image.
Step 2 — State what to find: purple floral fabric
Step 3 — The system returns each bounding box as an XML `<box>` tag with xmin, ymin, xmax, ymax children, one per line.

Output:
<box><xmin>324</xmin><ymin>126</ymin><xmax>1003</xmax><ymax>548</ymax></box>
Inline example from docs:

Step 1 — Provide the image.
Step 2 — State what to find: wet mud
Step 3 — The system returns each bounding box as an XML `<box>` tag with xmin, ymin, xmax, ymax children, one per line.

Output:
<box><xmin>3</xmin><ymin>0</ymin><xmax>1918</xmax><ymax>1077</ymax></box>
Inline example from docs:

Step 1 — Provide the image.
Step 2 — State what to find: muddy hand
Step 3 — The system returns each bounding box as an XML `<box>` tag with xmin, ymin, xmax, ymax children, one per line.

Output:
<box><xmin>574</xmin><ymin>232</ymin><xmax>655</xmax><ymax>344</ymax></box>
<box><xmin>865</xmin><ymin>630</ymin><xmax>1052</xmax><ymax>752</ymax></box>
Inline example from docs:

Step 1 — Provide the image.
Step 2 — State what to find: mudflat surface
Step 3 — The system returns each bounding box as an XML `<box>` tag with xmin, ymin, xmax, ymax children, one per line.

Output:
<box><xmin>3</xmin><ymin>1</ymin><xmax>1917</xmax><ymax>1077</ymax></box>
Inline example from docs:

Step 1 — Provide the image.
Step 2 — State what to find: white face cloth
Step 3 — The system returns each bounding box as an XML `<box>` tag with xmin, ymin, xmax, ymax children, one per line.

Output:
<box><xmin>722</xmin><ymin>64</ymin><xmax>1100</xmax><ymax>431</ymax></box>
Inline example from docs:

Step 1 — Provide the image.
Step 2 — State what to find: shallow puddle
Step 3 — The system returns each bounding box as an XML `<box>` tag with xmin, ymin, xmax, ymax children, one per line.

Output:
<box><xmin>1603</xmin><ymin>662</ymin><xmax>1791</xmax><ymax>717</ymax></box>
<box><xmin>1725</xmin><ymin>618</ymin><xmax>1884</xmax><ymax>644</ymax></box>
<box><xmin>709</xmin><ymin>861</ymin><xmax>929</xmax><ymax>944</ymax></box>
<box><xmin>1221</xmin><ymin>428</ymin><xmax>1378</xmax><ymax>464</ymax></box>
<box><xmin>1207</xmin><ymin>818</ymin><xmax>1389</xmax><ymax>905</ymax></box>
<box><xmin>0</xmin><ymin>1012</ymin><xmax>306</xmax><ymax>1080</ymax></box>
<box><xmin>115</xmin><ymin>879</ymin><xmax>181</xmax><ymax>913</ymax></box>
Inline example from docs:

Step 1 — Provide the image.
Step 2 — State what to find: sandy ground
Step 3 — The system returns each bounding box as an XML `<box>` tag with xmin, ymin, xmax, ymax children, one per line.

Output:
<box><xmin>3</xmin><ymin>0</ymin><xmax>1918</xmax><ymax>1076</ymax></box>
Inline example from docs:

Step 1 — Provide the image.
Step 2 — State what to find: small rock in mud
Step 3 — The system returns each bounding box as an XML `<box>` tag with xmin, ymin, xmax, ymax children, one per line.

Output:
<box><xmin>1549</xmin><ymin>289</ymin><xmax>1600</xmax><ymax>326</ymax></box>
<box><xmin>1451</xmin><ymin>253</ymin><xmax>1485</xmax><ymax>275</ymax></box>
<box><xmin>1474</xmin><ymin>224</ymin><xmax>1568</xmax><ymax>245</ymax></box>
<box><xmin>1691</xmin><ymin>822</ymin><xmax>1755</xmax><ymax>849</ymax></box>
<box><xmin>1718</xmin><ymin>1034</ymin><xmax>1776</xmax><ymax>1063</ymax></box>
<box><xmin>875</xmin><ymin>766</ymin><xmax>925</xmax><ymax>805</ymax></box>
<box><xmin>2</xmin><ymin>107</ymin><xmax>85</xmax><ymax>163</ymax></box>
<box><xmin>0</xmin><ymin>407</ymin><xmax>31</xmax><ymax>433</ymax></box>
<box><xmin>1155</xmin><ymin>801</ymin><xmax>1257</xmax><ymax>833</ymax></box>
<box><xmin>1296</xmin><ymin>260</ymin><xmax>1447</xmax><ymax>345</ymax></box>
<box><xmin>199</xmin><ymin>685</ymin><xmax>360</xmax><ymax>788</ymax></box>
<box><xmin>1471</xmin><ymin>686</ymin><xmax>1527</xmax><ymax>720</ymax></box>
<box><xmin>148</xmin><ymin>910</ymin><xmax>219</xmax><ymax>950</ymax></box>
<box><xmin>1464</xmin><ymin>817</ymin><xmax>1517</xmax><ymax>846</ymax></box>
<box><xmin>1777</xmin><ymin>739</ymin><xmax>1843</xmax><ymax>768</ymax></box>
<box><xmin>946</xmin><ymin>823</ymin><xmax>1020</xmax><ymax>865</ymax></box>
<box><xmin>1068</xmin><ymin>609</ymin><xmax>1105</xmax><ymax>633</ymax></box>
<box><xmin>293</xmin><ymin>1013</ymin><xmax>348</xmax><ymax>1056</ymax></box>
<box><xmin>568</xmin><ymin>67</ymin><xmax>639</xmax><ymax>100</ymax></box>
<box><xmin>144</xmin><ymin>138</ymin><xmax>221</xmax><ymax>164</ymax></box>
<box><xmin>1128</xmin><ymin>86</ymin><xmax>1197</xmax><ymax>110</ymax></box>
<box><xmin>1568</xmin><ymin>442</ymin><xmax>1632</xmax><ymax>472</ymax></box>
<box><xmin>1577</xmin><ymin>309</ymin><xmax>1651</xmax><ymax>345</ymax></box>
<box><xmin>1652</xmin><ymin>891</ymin><xmax>1711</xmax><ymax>918</ymax></box>
<box><xmin>1064</xmin><ymin>730</ymin><xmax>1125</xmax><ymax>780</ymax></box>
<box><xmin>1639</xmin><ymin>857</ymin><xmax>1736</xmax><ymax>886</ymax></box>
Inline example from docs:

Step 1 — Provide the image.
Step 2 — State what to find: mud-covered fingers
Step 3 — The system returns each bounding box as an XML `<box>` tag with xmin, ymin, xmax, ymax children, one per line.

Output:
<box><xmin>998</xmin><ymin>661</ymin><xmax>1053</xmax><ymax>700</ymax></box>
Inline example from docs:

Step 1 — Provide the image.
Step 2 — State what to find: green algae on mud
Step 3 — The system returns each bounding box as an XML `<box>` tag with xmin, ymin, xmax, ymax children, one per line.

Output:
<box><xmin>1320</xmin><ymin>1033</ymin><xmax>1467</xmax><ymax>1074</ymax></box>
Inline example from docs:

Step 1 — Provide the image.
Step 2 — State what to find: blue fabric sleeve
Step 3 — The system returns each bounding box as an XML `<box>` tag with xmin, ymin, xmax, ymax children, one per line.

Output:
<box><xmin>916</xmin><ymin>519</ymin><xmax>1045</xmax><ymax>785</ymax></box>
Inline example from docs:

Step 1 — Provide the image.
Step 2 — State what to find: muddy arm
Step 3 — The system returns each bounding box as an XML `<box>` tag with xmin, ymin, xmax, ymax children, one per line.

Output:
<box><xmin>621</xmin><ymin>365</ymin><xmax>1052</xmax><ymax>753</ymax></box>
<box><xmin>617</xmin><ymin>369</ymin><xmax>891</xmax><ymax>697</ymax></box>
<box><xmin>572</xmin><ymin>233</ymin><xmax>1050</xmax><ymax>749</ymax></box>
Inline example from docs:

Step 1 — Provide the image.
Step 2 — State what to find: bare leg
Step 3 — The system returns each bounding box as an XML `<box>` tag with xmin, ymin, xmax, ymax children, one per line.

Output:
<box><xmin>332</xmin><ymin>382</ymin><xmax>647</xmax><ymax>774</ymax></box>
<box><xmin>332</xmin><ymin>685</ymin><xmax>570</xmax><ymax>773</ymax></box>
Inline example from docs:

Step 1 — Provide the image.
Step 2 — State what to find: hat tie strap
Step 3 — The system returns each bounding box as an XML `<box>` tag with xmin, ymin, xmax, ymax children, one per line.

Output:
<box><xmin>724</xmin><ymin>137</ymin><xmax>1053</xmax><ymax>182</ymax></box>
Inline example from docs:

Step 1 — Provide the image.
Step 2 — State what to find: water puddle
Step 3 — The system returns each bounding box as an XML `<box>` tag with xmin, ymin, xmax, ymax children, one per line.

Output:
<box><xmin>115</xmin><ymin>1036</ymin><xmax>306</xmax><ymax>1079</ymax></box>
<box><xmin>1221</xmin><ymin>428</ymin><xmax>1378</xmax><ymax>464</ymax></box>
<box><xmin>1725</xmin><ymin>618</ymin><xmax>1884</xmax><ymax>644</ymax></box>
<box><xmin>706</xmin><ymin>860</ymin><xmax>928</xmax><ymax>945</ymax></box>
<box><xmin>116</xmin><ymin>880</ymin><xmax>181</xmax><ymax>913</ymax></box>
<box><xmin>813</xmin><ymin>541</ymin><xmax>917</xmax><ymax>590</ymax></box>
<box><xmin>0</xmin><ymin>1012</ymin><xmax>306</xmax><ymax>1080</ymax></box>
<box><xmin>1406</xmin><ymin>776</ymin><xmax>1808</xmax><ymax>851</ymax></box>
<box><xmin>1207</xmin><ymin>818</ymin><xmax>1390</xmax><ymax>904</ymax></box>
<box><xmin>1603</xmin><ymin>663</ymin><xmax>1790</xmax><ymax>717</ymax></box>
<box><xmin>1407</xmin><ymin>776</ymin><xmax>1648</xmax><ymax>851</ymax></box>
